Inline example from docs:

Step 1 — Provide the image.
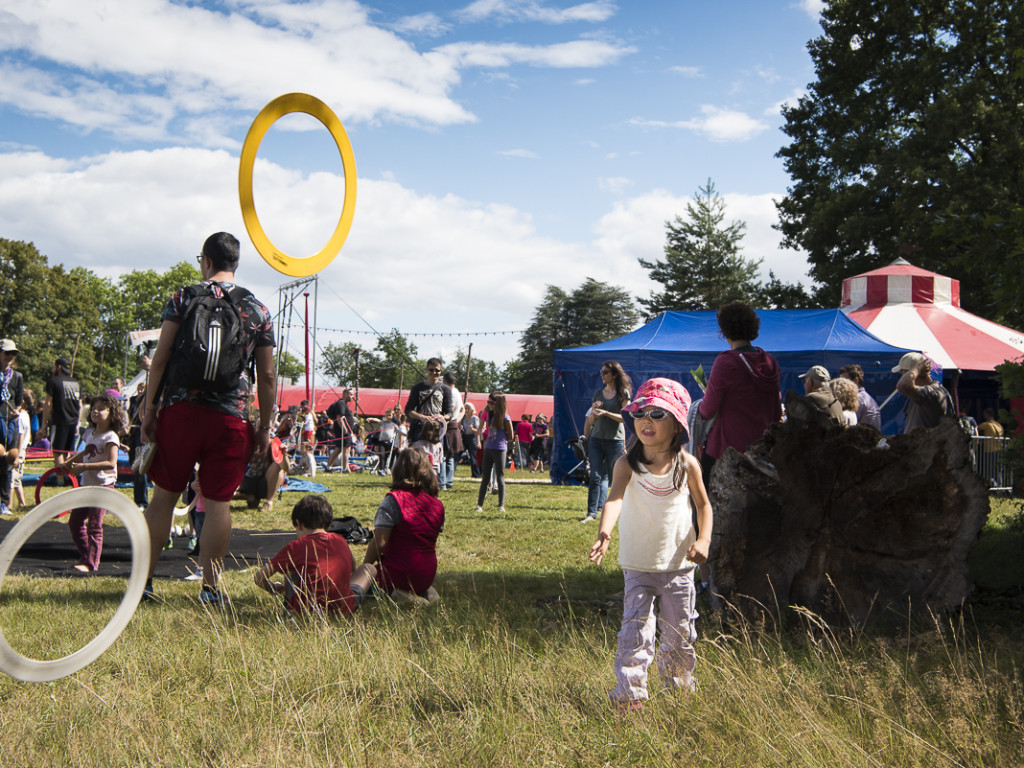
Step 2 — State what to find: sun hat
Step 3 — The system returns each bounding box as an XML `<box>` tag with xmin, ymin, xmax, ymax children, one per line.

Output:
<box><xmin>622</xmin><ymin>378</ymin><xmax>692</xmax><ymax>436</ymax></box>
<box><xmin>798</xmin><ymin>365</ymin><xmax>831</xmax><ymax>383</ymax></box>
<box><xmin>892</xmin><ymin>352</ymin><xmax>928</xmax><ymax>374</ymax></box>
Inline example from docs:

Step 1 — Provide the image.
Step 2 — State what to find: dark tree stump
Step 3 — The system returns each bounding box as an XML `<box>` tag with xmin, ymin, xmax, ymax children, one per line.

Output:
<box><xmin>707</xmin><ymin>417</ymin><xmax>989</xmax><ymax>626</ymax></box>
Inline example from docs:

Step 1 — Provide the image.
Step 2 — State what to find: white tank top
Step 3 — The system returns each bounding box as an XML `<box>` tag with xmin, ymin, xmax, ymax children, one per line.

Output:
<box><xmin>618</xmin><ymin>461</ymin><xmax>697</xmax><ymax>572</ymax></box>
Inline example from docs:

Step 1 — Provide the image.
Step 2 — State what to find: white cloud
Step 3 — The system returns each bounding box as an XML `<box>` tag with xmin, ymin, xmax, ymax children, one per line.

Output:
<box><xmin>0</xmin><ymin>0</ymin><xmax>630</xmax><ymax>145</ymax></box>
<box><xmin>598</xmin><ymin>176</ymin><xmax>633</xmax><ymax>194</ymax></box>
<box><xmin>0</xmin><ymin>146</ymin><xmax>810</xmax><ymax>366</ymax></box>
<box><xmin>434</xmin><ymin>39</ymin><xmax>633</xmax><ymax>69</ymax></box>
<box><xmin>667</xmin><ymin>65</ymin><xmax>703</xmax><ymax>78</ymax></box>
<box><xmin>797</xmin><ymin>0</ymin><xmax>826</xmax><ymax>20</ymax></box>
<box><xmin>497</xmin><ymin>148</ymin><xmax>539</xmax><ymax>158</ymax></box>
<box><xmin>591</xmin><ymin>189</ymin><xmax>811</xmax><ymax>300</ymax></box>
<box><xmin>629</xmin><ymin>106</ymin><xmax>769</xmax><ymax>142</ymax></box>
<box><xmin>767</xmin><ymin>88</ymin><xmax>806</xmax><ymax>116</ymax></box>
<box><xmin>457</xmin><ymin>0</ymin><xmax>617</xmax><ymax>24</ymax></box>
<box><xmin>574</xmin><ymin>78</ymin><xmax>596</xmax><ymax>86</ymax></box>
<box><xmin>391</xmin><ymin>12</ymin><xmax>451</xmax><ymax>37</ymax></box>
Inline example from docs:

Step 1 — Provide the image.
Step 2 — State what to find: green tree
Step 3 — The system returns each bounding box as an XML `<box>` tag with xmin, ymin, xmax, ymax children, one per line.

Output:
<box><xmin>446</xmin><ymin>346</ymin><xmax>502</xmax><ymax>395</ymax></box>
<box><xmin>275</xmin><ymin>350</ymin><xmax>307</xmax><ymax>383</ymax></box>
<box><xmin>776</xmin><ymin>0</ymin><xmax>1024</xmax><ymax>326</ymax></box>
<box><xmin>510</xmin><ymin>279</ymin><xmax>639</xmax><ymax>394</ymax></box>
<box><xmin>757</xmin><ymin>270</ymin><xmax>823</xmax><ymax>310</ymax></box>
<box><xmin>320</xmin><ymin>342</ymin><xmax>376</xmax><ymax>387</ymax></box>
<box><xmin>98</xmin><ymin>261</ymin><xmax>201</xmax><ymax>386</ymax></box>
<box><xmin>638</xmin><ymin>180</ymin><xmax>761</xmax><ymax>317</ymax></box>
<box><xmin>371</xmin><ymin>329</ymin><xmax>421</xmax><ymax>390</ymax></box>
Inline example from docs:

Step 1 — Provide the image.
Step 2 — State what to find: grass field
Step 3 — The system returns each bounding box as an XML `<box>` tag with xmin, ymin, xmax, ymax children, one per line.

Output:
<box><xmin>1</xmin><ymin>460</ymin><xmax>1022</xmax><ymax>767</ymax></box>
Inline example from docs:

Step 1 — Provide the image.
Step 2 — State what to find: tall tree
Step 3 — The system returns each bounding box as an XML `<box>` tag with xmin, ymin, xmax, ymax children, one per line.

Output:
<box><xmin>510</xmin><ymin>279</ymin><xmax>639</xmax><ymax>394</ymax></box>
<box><xmin>638</xmin><ymin>180</ymin><xmax>762</xmax><ymax>317</ymax></box>
<box><xmin>776</xmin><ymin>0</ymin><xmax>1024</xmax><ymax>326</ymax></box>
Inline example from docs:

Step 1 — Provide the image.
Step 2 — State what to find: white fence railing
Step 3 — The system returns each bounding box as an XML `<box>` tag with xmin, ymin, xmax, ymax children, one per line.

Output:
<box><xmin>970</xmin><ymin>436</ymin><xmax>1015</xmax><ymax>491</ymax></box>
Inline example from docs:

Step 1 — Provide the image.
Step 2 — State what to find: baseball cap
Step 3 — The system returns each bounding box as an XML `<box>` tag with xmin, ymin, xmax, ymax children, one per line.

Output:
<box><xmin>892</xmin><ymin>352</ymin><xmax>927</xmax><ymax>373</ymax></box>
<box><xmin>0</xmin><ymin>339</ymin><xmax>18</xmax><ymax>353</ymax></box>
<box><xmin>799</xmin><ymin>365</ymin><xmax>830</xmax><ymax>383</ymax></box>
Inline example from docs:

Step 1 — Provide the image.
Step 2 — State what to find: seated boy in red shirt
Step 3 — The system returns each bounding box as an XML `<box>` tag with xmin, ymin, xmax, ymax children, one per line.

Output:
<box><xmin>254</xmin><ymin>495</ymin><xmax>376</xmax><ymax>614</ymax></box>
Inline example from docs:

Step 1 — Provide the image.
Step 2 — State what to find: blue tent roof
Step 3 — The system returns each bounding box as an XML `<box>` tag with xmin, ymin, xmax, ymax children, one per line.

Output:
<box><xmin>548</xmin><ymin>309</ymin><xmax>918</xmax><ymax>484</ymax></box>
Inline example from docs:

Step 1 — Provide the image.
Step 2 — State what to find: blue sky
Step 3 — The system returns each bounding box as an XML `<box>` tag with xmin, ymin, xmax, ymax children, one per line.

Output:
<box><xmin>0</xmin><ymin>0</ymin><xmax>826</xmax><ymax>371</ymax></box>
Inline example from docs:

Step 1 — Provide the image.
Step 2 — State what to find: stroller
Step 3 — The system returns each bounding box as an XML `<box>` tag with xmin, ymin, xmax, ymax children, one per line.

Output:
<box><xmin>564</xmin><ymin>435</ymin><xmax>590</xmax><ymax>485</ymax></box>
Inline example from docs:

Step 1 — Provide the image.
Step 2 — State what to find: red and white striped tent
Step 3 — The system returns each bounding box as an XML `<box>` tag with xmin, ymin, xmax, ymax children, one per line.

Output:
<box><xmin>840</xmin><ymin>258</ymin><xmax>1024</xmax><ymax>371</ymax></box>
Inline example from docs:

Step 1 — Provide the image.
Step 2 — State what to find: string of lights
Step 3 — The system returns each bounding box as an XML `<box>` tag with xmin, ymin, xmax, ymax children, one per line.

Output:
<box><xmin>279</xmin><ymin>324</ymin><xmax>522</xmax><ymax>338</ymax></box>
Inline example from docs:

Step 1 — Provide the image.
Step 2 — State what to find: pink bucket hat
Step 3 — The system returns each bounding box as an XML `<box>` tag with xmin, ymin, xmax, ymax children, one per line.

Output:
<box><xmin>622</xmin><ymin>378</ymin><xmax>692</xmax><ymax>434</ymax></box>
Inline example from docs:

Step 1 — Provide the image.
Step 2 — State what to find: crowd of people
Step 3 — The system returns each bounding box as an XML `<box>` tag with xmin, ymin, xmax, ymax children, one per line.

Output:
<box><xmin>1</xmin><ymin>245</ymin><xmax>1004</xmax><ymax>710</ymax></box>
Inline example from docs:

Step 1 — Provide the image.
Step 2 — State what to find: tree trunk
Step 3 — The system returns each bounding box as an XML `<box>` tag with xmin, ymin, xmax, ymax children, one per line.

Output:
<box><xmin>708</xmin><ymin>418</ymin><xmax>988</xmax><ymax>626</ymax></box>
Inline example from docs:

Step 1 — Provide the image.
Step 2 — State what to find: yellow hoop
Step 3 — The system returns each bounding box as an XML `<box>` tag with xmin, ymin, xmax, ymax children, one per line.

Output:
<box><xmin>238</xmin><ymin>93</ymin><xmax>357</xmax><ymax>277</ymax></box>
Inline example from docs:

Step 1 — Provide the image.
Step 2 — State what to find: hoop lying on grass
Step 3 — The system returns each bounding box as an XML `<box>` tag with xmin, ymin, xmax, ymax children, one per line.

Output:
<box><xmin>0</xmin><ymin>487</ymin><xmax>148</xmax><ymax>682</ymax></box>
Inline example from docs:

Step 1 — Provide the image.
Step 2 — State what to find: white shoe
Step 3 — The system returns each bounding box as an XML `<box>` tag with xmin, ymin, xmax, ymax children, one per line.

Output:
<box><xmin>475</xmin><ymin>506</ymin><xmax>483</xmax><ymax>512</ymax></box>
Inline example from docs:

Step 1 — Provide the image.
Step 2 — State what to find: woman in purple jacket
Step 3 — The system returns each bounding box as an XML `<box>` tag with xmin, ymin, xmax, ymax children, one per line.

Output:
<box><xmin>697</xmin><ymin>302</ymin><xmax>781</xmax><ymax>482</ymax></box>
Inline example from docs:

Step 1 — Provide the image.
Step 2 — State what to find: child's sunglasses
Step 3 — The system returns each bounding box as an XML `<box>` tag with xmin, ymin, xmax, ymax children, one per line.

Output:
<box><xmin>627</xmin><ymin>408</ymin><xmax>670</xmax><ymax>422</ymax></box>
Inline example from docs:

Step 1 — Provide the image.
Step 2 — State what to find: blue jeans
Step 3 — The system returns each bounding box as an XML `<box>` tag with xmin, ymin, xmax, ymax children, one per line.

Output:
<box><xmin>586</xmin><ymin>437</ymin><xmax>624</xmax><ymax>518</ymax></box>
<box><xmin>441</xmin><ymin>454</ymin><xmax>455</xmax><ymax>489</ymax></box>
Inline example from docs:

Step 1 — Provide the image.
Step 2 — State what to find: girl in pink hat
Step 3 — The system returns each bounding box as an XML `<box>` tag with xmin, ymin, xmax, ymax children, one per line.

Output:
<box><xmin>588</xmin><ymin>377</ymin><xmax>713</xmax><ymax>708</ymax></box>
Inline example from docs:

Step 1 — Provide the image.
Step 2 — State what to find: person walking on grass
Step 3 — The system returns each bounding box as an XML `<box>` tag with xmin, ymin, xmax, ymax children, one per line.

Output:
<box><xmin>588</xmin><ymin>378</ymin><xmax>712</xmax><ymax>709</ymax></box>
<box><xmin>64</xmin><ymin>393</ymin><xmax>128</xmax><ymax>573</ymax></box>
<box><xmin>476</xmin><ymin>391</ymin><xmax>518</xmax><ymax>514</ymax></box>
<box><xmin>141</xmin><ymin>232</ymin><xmax>276</xmax><ymax>607</ymax></box>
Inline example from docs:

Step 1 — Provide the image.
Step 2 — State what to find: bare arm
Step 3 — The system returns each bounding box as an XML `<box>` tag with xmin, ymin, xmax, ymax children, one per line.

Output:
<box><xmin>253</xmin><ymin>345</ymin><xmax>276</xmax><ymax>458</ymax></box>
<box><xmin>897</xmin><ymin>360</ymin><xmax>936</xmax><ymax>402</ymax></box>
<box><xmin>253</xmin><ymin>562</ymin><xmax>285</xmax><ymax>594</ymax></box>
<box><xmin>363</xmin><ymin>527</ymin><xmax>393</xmax><ymax>566</ymax></box>
<box><xmin>685</xmin><ymin>454</ymin><xmax>712</xmax><ymax>564</ymax></box>
<box><xmin>67</xmin><ymin>442</ymin><xmax>119</xmax><ymax>476</ymax></box>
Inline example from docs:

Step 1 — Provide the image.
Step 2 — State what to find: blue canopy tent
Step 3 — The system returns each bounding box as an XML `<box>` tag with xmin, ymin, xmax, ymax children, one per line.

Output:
<box><xmin>550</xmin><ymin>309</ymin><xmax>918</xmax><ymax>483</ymax></box>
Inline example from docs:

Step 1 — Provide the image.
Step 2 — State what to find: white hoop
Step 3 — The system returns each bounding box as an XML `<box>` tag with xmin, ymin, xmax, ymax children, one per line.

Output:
<box><xmin>0</xmin><ymin>487</ymin><xmax>149</xmax><ymax>682</ymax></box>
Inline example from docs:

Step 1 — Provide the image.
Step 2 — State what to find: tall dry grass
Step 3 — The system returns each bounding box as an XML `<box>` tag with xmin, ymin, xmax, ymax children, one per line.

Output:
<box><xmin>0</xmin><ymin>468</ymin><xmax>1021</xmax><ymax>766</ymax></box>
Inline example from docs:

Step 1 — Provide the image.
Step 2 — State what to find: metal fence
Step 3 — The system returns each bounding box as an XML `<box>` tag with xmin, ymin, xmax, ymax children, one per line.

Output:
<box><xmin>970</xmin><ymin>436</ymin><xmax>1015</xmax><ymax>492</ymax></box>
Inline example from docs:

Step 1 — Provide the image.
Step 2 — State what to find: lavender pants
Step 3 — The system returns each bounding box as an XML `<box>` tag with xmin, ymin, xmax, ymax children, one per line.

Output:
<box><xmin>68</xmin><ymin>506</ymin><xmax>105</xmax><ymax>571</ymax></box>
<box><xmin>612</xmin><ymin>567</ymin><xmax>698</xmax><ymax>703</ymax></box>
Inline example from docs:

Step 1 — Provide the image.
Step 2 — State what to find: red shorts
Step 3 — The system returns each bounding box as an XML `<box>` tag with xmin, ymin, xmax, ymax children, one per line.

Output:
<box><xmin>149</xmin><ymin>402</ymin><xmax>254</xmax><ymax>501</ymax></box>
<box><xmin>302</xmin><ymin>429</ymin><xmax>314</xmax><ymax>446</ymax></box>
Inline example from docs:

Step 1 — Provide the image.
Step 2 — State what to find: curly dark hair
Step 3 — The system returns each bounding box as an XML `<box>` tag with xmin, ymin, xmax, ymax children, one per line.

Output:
<box><xmin>717</xmin><ymin>301</ymin><xmax>760</xmax><ymax>343</ymax></box>
<box><xmin>89</xmin><ymin>394</ymin><xmax>129</xmax><ymax>439</ymax></box>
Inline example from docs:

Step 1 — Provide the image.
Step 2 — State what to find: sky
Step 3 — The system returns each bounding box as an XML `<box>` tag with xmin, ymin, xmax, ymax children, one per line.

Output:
<box><xmin>0</xmin><ymin>0</ymin><xmax>828</xmax><ymax>375</ymax></box>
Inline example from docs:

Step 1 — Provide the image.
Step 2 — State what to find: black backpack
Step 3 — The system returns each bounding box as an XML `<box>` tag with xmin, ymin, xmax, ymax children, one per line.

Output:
<box><xmin>170</xmin><ymin>284</ymin><xmax>250</xmax><ymax>392</ymax></box>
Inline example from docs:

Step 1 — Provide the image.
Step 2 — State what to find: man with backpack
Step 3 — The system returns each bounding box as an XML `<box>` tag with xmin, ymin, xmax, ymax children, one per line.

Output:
<box><xmin>140</xmin><ymin>232</ymin><xmax>276</xmax><ymax>606</ymax></box>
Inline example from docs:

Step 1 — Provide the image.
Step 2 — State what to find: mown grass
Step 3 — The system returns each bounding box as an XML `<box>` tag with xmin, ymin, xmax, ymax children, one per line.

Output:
<box><xmin>0</xmin><ymin>463</ymin><xmax>1022</xmax><ymax>767</ymax></box>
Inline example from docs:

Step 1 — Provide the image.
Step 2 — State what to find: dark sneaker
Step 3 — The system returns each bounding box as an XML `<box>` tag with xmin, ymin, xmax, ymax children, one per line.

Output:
<box><xmin>199</xmin><ymin>586</ymin><xmax>231</xmax><ymax>610</ymax></box>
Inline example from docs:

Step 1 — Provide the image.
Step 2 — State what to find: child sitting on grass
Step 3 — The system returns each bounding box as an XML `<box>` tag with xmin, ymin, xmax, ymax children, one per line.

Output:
<box><xmin>588</xmin><ymin>378</ymin><xmax>713</xmax><ymax>709</ymax></box>
<box><xmin>362</xmin><ymin>448</ymin><xmax>445</xmax><ymax>606</ymax></box>
<box><xmin>254</xmin><ymin>495</ymin><xmax>376</xmax><ymax>614</ymax></box>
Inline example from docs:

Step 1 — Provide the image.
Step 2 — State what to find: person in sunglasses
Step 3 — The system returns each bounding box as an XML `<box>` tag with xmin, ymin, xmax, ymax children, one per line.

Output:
<box><xmin>403</xmin><ymin>358</ymin><xmax>454</xmax><ymax>445</ymax></box>
<box><xmin>588</xmin><ymin>377</ymin><xmax>712</xmax><ymax>709</ymax></box>
<box><xmin>581</xmin><ymin>360</ymin><xmax>632</xmax><ymax>522</ymax></box>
